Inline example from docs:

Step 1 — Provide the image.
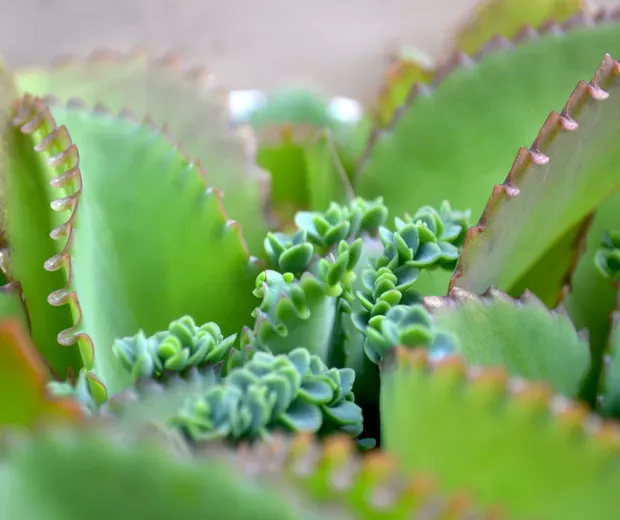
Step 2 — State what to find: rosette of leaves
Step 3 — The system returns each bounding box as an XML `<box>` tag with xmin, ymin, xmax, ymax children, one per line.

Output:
<box><xmin>248</xmin><ymin>239</ymin><xmax>362</xmax><ymax>366</ymax></box>
<box><xmin>364</xmin><ymin>304</ymin><xmax>459</xmax><ymax>365</ymax></box>
<box><xmin>171</xmin><ymin>348</ymin><xmax>363</xmax><ymax>442</ymax></box>
<box><xmin>264</xmin><ymin>196</ymin><xmax>388</xmax><ymax>276</ymax></box>
<box><xmin>5</xmin><ymin>2</ymin><xmax>620</xmax><ymax>518</ymax></box>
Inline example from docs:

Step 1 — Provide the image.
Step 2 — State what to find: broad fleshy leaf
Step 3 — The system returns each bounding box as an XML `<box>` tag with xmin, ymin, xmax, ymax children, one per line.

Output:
<box><xmin>357</xmin><ymin>13</ymin><xmax>620</xmax><ymax>298</ymax></box>
<box><xmin>425</xmin><ymin>287</ymin><xmax>590</xmax><ymax>396</ymax></box>
<box><xmin>507</xmin><ymin>214</ymin><xmax>592</xmax><ymax>307</ymax></box>
<box><xmin>237</xmin><ymin>433</ymin><xmax>498</xmax><ymax>518</ymax></box>
<box><xmin>452</xmin><ymin>54</ymin><xmax>620</xmax><ymax>303</ymax></box>
<box><xmin>23</xmin><ymin>97</ymin><xmax>260</xmax><ymax>397</ymax></box>
<box><xmin>381</xmin><ymin>348</ymin><xmax>620</xmax><ymax>520</ymax></box>
<box><xmin>0</xmin><ymin>319</ymin><xmax>81</xmax><ymax>428</ymax></box>
<box><xmin>16</xmin><ymin>50</ymin><xmax>270</xmax><ymax>255</ymax></box>
<box><xmin>0</xmin><ymin>430</ymin><xmax>299</xmax><ymax>520</ymax></box>
<box><xmin>5</xmin><ymin>96</ymin><xmax>82</xmax><ymax>376</ymax></box>
<box><xmin>453</xmin><ymin>0</ymin><xmax>586</xmax><ymax>55</ymax></box>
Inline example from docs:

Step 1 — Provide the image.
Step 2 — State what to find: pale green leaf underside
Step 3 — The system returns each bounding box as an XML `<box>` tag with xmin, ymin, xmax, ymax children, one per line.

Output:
<box><xmin>453</xmin><ymin>54</ymin><xmax>620</xmax><ymax>298</ymax></box>
<box><xmin>16</xmin><ymin>55</ymin><xmax>269</xmax><ymax>255</ymax></box>
<box><xmin>357</xmin><ymin>21</ymin><xmax>620</xmax><ymax>298</ymax></box>
<box><xmin>426</xmin><ymin>288</ymin><xmax>590</xmax><ymax>396</ymax></box>
<box><xmin>51</xmin><ymin>107</ymin><xmax>260</xmax><ymax>395</ymax></box>
<box><xmin>0</xmin><ymin>432</ymin><xmax>298</xmax><ymax>520</ymax></box>
<box><xmin>381</xmin><ymin>351</ymin><xmax>620</xmax><ymax>520</ymax></box>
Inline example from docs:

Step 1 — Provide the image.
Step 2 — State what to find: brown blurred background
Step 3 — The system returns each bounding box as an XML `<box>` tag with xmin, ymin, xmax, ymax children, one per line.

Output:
<box><xmin>0</xmin><ymin>0</ymin><xmax>618</xmax><ymax>97</ymax></box>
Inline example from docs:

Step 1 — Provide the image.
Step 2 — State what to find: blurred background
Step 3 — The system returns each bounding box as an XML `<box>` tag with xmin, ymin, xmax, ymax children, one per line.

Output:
<box><xmin>1</xmin><ymin>0</ymin><xmax>618</xmax><ymax>98</ymax></box>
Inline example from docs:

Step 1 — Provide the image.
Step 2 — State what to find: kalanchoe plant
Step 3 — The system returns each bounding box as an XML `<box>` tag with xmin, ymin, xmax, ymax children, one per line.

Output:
<box><xmin>4</xmin><ymin>1</ymin><xmax>620</xmax><ymax>518</ymax></box>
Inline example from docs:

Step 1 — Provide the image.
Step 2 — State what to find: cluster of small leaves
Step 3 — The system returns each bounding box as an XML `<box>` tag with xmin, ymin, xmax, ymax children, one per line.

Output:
<box><xmin>171</xmin><ymin>347</ymin><xmax>363</xmax><ymax>442</ymax></box>
<box><xmin>112</xmin><ymin>316</ymin><xmax>237</xmax><ymax>380</ymax></box>
<box><xmin>353</xmin><ymin>202</ymin><xmax>470</xmax><ymax>335</ymax></box>
<box><xmin>364</xmin><ymin>304</ymin><xmax>460</xmax><ymax>364</ymax></box>
<box><xmin>264</xmin><ymin>197</ymin><xmax>387</xmax><ymax>275</ymax></box>
<box><xmin>248</xmin><ymin>239</ymin><xmax>362</xmax><ymax>359</ymax></box>
<box><xmin>595</xmin><ymin>230</ymin><xmax>620</xmax><ymax>282</ymax></box>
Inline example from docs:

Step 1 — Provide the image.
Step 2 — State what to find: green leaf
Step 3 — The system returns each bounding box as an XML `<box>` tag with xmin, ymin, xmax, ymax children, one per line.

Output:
<box><xmin>0</xmin><ymin>318</ymin><xmax>82</xmax><ymax>428</ymax></box>
<box><xmin>381</xmin><ymin>348</ymin><xmax>620</xmax><ymax>520</ymax></box>
<box><xmin>565</xmin><ymin>197</ymin><xmax>620</xmax><ymax>401</ymax></box>
<box><xmin>34</xmin><ymin>100</ymin><xmax>260</xmax><ymax>396</ymax></box>
<box><xmin>425</xmin><ymin>287</ymin><xmax>590</xmax><ymax>396</ymax></box>
<box><xmin>16</xmin><ymin>50</ymin><xmax>269</xmax><ymax>255</ymax></box>
<box><xmin>172</xmin><ymin>348</ymin><xmax>363</xmax><ymax>441</ymax></box>
<box><xmin>602</xmin><ymin>307</ymin><xmax>620</xmax><ymax>418</ymax></box>
<box><xmin>0</xmin><ymin>430</ymin><xmax>300</xmax><ymax>520</ymax></box>
<box><xmin>249</xmin><ymin>239</ymin><xmax>361</xmax><ymax>366</ymax></box>
<box><xmin>303</xmin><ymin>130</ymin><xmax>354</xmax><ymax>211</ymax></box>
<box><xmin>5</xmin><ymin>96</ymin><xmax>82</xmax><ymax>377</ymax></box>
<box><xmin>451</xmin><ymin>54</ymin><xmax>620</xmax><ymax>300</ymax></box>
<box><xmin>0</xmin><ymin>282</ymin><xmax>29</xmax><ymax>335</ymax></box>
<box><xmin>371</xmin><ymin>47</ymin><xmax>435</xmax><ymax>128</ymax></box>
<box><xmin>248</xmin><ymin>90</ymin><xmax>335</xmax><ymax>226</ymax></box>
<box><xmin>506</xmin><ymin>214</ymin><xmax>593</xmax><ymax>307</ymax></box>
<box><xmin>241</xmin><ymin>433</ymin><xmax>497</xmax><ymax>518</ymax></box>
<box><xmin>453</xmin><ymin>0</ymin><xmax>585</xmax><ymax>55</ymax></box>
<box><xmin>357</xmin><ymin>16</ymin><xmax>620</xmax><ymax>296</ymax></box>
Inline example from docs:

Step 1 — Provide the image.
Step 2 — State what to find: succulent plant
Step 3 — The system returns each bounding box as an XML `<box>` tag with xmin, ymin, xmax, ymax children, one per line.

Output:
<box><xmin>4</xmin><ymin>1</ymin><xmax>620</xmax><ymax>518</ymax></box>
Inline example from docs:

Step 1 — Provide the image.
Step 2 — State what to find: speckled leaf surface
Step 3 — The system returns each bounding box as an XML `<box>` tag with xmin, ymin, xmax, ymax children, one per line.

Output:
<box><xmin>381</xmin><ymin>348</ymin><xmax>620</xmax><ymax>520</ymax></box>
<box><xmin>453</xmin><ymin>0</ymin><xmax>585</xmax><ymax>55</ymax></box>
<box><xmin>425</xmin><ymin>287</ymin><xmax>590</xmax><ymax>396</ymax></box>
<box><xmin>357</xmin><ymin>17</ymin><xmax>620</xmax><ymax>277</ymax></box>
<box><xmin>32</xmin><ymin>100</ymin><xmax>260</xmax><ymax>396</ymax></box>
<box><xmin>452</xmin><ymin>55</ymin><xmax>620</xmax><ymax>300</ymax></box>
<box><xmin>0</xmin><ymin>319</ymin><xmax>81</xmax><ymax>428</ymax></box>
<box><xmin>15</xmin><ymin>51</ymin><xmax>269</xmax><ymax>255</ymax></box>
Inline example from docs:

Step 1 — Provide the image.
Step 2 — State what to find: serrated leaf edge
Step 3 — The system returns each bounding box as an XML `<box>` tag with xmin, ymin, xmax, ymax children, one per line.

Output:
<box><xmin>20</xmin><ymin>49</ymin><xmax>274</xmax><ymax>226</ymax></box>
<box><xmin>424</xmin><ymin>285</ymin><xmax>589</xmax><ymax>342</ymax></box>
<box><xmin>357</xmin><ymin>6</ymin><xmax>620</xmax><ymax>177</ymax></box>
<box><xmin>384</xmin><ymin>346</ymin><xmax>620</xmax><ymax>454</ymax></box>
<box><xmin>12</xmin><ymin>95</ymin><xmax>260</xmax><ymax>377</ymax></box>
<box><xmin>449</xmin><ymin>54</ymin><xmax>620</xmax><ymax>292</ymax></box>
<box><xmin>237</xmin><ymin>433</ymin><xmax>502</xmax><ymax>518</ymax></box>
<box><xmin>35</xmin><ymin>47</ymin><xmax>214</xmax><ymax>89</ymax></box>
